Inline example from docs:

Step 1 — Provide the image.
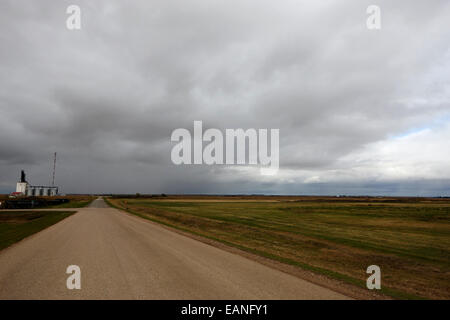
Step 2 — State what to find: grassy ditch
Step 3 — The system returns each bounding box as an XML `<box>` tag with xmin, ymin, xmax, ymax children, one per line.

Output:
<box><xmin>0</xmin><ymin>210</ymin><xmax>75</xmax><ymax>250</ymax></box>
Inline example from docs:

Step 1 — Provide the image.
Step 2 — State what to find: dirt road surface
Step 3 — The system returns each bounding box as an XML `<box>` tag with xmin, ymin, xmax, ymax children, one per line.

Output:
<box><xmin>0</xmin><ymin>198</ymin><xmax>350</xmax><ymax>299</ymax></box>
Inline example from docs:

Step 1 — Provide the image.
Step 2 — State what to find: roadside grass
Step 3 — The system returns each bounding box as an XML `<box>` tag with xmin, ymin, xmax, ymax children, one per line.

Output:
<box><xmin>0</xmin><ymin>211</ymin><xmax>75</xmax><ymax>251</ymax></box>
<box><xmin>106</xmin><ymin>197</ymin><xmax>450</xmax><ymax>300</ymax></box>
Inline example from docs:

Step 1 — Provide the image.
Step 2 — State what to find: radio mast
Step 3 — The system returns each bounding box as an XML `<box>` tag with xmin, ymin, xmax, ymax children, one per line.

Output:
<box><xmin>52</xmin><ymin>152</ymin><xmax>57</xmax><ymax>187</ymax></box>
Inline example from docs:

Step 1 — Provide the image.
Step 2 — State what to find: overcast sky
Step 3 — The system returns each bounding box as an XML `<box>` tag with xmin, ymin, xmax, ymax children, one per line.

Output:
<box><xmin>0</xmin><ymin>0</ymin><xmax>449</xmax><ymax>196</ymax></box>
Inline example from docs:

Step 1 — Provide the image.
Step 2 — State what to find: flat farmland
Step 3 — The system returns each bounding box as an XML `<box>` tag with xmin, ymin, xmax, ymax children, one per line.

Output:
<box><xmin>46</xmin><ymin>195</ymin><xmax>95</xmax><ymax>208</ymax></box>
<box><xmin>107</xmin><ymin>196</ymin><xmax>450</xmax><ymax>299</ymax></box>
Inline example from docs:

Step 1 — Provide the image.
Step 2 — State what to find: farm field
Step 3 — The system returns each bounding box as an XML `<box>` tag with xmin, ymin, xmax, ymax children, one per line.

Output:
<box><xmin>0</xmin><ymin>195</ymin><xmax>95</xmax><ymax>209</ymax></box>
<box><xmin>45</xmin><ymin>195</ymin><xmax>95</xmax><ymax>208</ymax></box>
<box><xmin>107</xmin><ymin>196</ymin><xmax>450</xmax><ymax>299</ymax></box>
<box><xmin>0</xmin><ymin>210</ymin><xmax>75</xmax><ymax>251</ymax></box>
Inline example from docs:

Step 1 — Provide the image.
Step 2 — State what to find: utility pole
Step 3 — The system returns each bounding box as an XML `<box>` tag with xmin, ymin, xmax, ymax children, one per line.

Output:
<box><xmin>52</xmin><ymin>152</ymin><xmax>57</xmax><ymax>187</ymax></box>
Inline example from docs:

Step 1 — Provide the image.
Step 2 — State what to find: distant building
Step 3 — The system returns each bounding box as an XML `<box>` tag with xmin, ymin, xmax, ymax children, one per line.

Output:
<box><xmin>14</xmin><ymin>170</ymin><xmax>58</xmax><ymax>197</ymax></box>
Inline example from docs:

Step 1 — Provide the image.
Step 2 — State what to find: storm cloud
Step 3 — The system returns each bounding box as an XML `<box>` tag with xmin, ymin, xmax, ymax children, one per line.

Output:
<box><xmin>0</xmin><ymin>0</ymin><xmax>449</xmax><ymax>195</ymax></box>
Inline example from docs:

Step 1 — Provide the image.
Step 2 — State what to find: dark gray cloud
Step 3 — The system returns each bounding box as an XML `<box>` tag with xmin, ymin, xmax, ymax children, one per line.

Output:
<box><xmin>0</xmin><ymin>0</ymin><xmax>449</xmax><ymax>195</ymax></box>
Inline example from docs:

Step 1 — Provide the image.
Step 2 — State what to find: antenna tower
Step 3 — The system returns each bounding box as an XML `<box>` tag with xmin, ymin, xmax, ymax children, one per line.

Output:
<box><xmin>52</xmin><ymin>152</ymin><xmax>57</xmax><ymax>187</ymax></box>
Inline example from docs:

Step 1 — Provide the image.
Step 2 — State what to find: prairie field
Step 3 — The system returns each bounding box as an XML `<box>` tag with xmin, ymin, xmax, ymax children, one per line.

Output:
<box><xmin>0</xmin><ymin>195</ymin><xmax>95</xmax><ymax>209</ymax></box>
<box><xmin>45</xmin><ymin>195</ymin><xmax>95</xmax><ymax>208</ymax></box>
<box><xmin>107</xmin><ymin>196</ymin><xmax>450</xmax><ymax>299</ymax></box>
